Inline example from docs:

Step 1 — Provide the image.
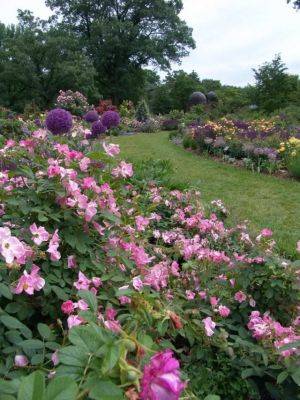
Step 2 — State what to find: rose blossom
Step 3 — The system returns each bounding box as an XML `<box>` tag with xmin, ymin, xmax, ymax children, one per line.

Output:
<box><xmin>15</xmin><ymin>355</ymin><xmax>29</xmax><ymax>367</ymax></box>
<box><xmin>13</xmin><ymin>265</ymin><xmax>45</xmax><ymax>295</ymax></box>
<box><xmin>218</xmin><ymin>305</ymin><xmax>231</xmax><ymax>318</ymax></box>
<box><xmin>234</xmin><ymin>291</ymin><xmax>247</xmax><ymax>303</ymax></box>
<box><xmin>103</xmin><ymin>142</ymin><xmax>120</xmax><ymax>157</ymax></box>
<box><xmin>61</xmin><ymin>300</ymin><xmax>75</xmax><ymax>315</ymax></box>
<box><xmin>67</xmin><ymin>315</ymin><xmax>84</xmax><ymax>329</ymax></box>
<box><xmin>202</xmin><ymin>317</ymin><xmax>216</xmax><ymax>337</ymax></box>
<box><xmin>30</xmin><ymin>223</ymin><xmax>50</xmax><ymax>246</ymax></box>
<box><xmin>140</xmin><ymin>350</ymin><xmax>186</xmax><ymax>400</ymax></box>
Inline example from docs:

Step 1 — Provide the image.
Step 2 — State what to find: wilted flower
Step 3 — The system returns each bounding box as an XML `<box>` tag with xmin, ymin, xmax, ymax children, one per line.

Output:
<box><xmin>202</xmin><ymin>317</ymin><xmax>216</xmax><ymax>337</ymax></box>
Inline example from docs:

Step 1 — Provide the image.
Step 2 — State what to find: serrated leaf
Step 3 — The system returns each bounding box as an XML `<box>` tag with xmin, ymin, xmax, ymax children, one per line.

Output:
<box><xmin>17</xmin><ymin>371</ymin><xmax>45</xmax><ymax>400</ymax></box>
<box><xmin>51</xmin><ymin>286</ymin><xmax>68</xmax><ymax>301</ymax></box>
<box><xmin>45</xmin><ymin>376</ymin><xmax>78</xmax><ymax>400</ymax></box>
<box><xmin>58</xmin><ymin>346</ymin><xmax>88</xmax><ymax>367</ymax></box>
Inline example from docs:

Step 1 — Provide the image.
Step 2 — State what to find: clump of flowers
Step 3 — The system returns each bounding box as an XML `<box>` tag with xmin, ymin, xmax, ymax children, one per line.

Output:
<box><xmin>278</xmin><ymin>137</ymin><xmax>300</xmax><ymax>178</ymax></box>
<box><xmin>102</xmin><ymin>110</ymin><xmax>121</xmax><ymax>129</ymax></box>
<box><xmin>83</xmin><ymin>110</ymin><xmax>99</xmax><ymax>123</ymax></box>
<box><xmin>56</xmin><ymin>90</ymin><xmax>89</xmax><ymax>116</ymax></box>
<box><xmin>45</xmin><ymin>108</ymin><xmax>73</xmax><ymax>135</ymax></box>
<box><xmin>140</xmin><ymin>350</ymin><xmax>186</xmax><ymax>400</ymax></box>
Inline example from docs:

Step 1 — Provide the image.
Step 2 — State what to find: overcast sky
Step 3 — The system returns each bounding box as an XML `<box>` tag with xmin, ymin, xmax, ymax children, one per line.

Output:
<box><xmin>1</xmin><ymin>0</ymin><xmax>299</xmax><ymax>87</ymax></box>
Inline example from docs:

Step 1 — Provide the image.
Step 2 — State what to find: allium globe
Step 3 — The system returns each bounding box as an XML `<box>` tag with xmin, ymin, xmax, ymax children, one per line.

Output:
<box><xmin>84</xmin><ymin>110</ymin><xmax>99</xmax><ymax>123</ymax></box>
<box><xmin>140</xmin><ymin>350</ymin><xmax>186</xmax><ymax>400</ymax></box>
<box><xmin>91</xmin><ymin>120</ymin><xmax>107</xmax><ymax>138</ymax></box>
<box><xmin>45</xmin><ymin>108</ymin><xmax>73</xmax><ymax>135</ymax></box>
<box><xmin>101</xmin><ymin>110</ymin><xmax>121</xmax><ymax>129</ymax></box>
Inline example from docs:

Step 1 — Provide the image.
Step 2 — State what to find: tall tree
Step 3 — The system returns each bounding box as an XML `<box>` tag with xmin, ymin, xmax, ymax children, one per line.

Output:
<box><xmin>0</xmin><ymin>10</ymin><xmax>98</xmax><ymax>112</ymax></box>
<box><xmin>252</xmin><ymin>55</ymin><xmax>298</xmax><ymax>113</ymax></box>
<box><xmin>45</xmin><ymin>0</ymin><xmax>195</xmax><ymax>103</ymax></box>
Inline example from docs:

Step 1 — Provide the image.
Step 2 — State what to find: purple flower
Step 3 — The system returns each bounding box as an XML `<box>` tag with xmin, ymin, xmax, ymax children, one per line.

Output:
<box><xmin>101</xmin><ymin>111</ymin><xmax>121</xmax><ymax>129</ymax></box>
<box><xmin>45</xmin><ymin>108</ymin><xmax>73</xmax><ymax>135</ymax></box>
<box><xmin>90</xmin><ymin>121</ymin><xmax>107</xmax><ymax>138</ymax></box>
<box><xmin>141</xmin><ymin>350</ymin><xmax>186</xmax><ymax>400</ymax></box>
<box><xmin>84</xmin><ymin>110</ymin><xmax>99</xmax><ymax>123</ymax></box>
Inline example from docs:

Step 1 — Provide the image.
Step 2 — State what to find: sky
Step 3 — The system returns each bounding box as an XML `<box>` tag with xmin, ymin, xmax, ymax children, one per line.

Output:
<box><xmin>1</xmin><ymin>0</ymin><xmax>299</xmax><ymax>87</ymax></box>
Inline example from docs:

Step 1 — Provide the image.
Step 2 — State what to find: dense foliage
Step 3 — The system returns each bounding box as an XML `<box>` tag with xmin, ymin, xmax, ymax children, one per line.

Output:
<box><xmin>0</xmin><ymin>113</ymin><xmax>299</xmax><ymax>399</ymax></box>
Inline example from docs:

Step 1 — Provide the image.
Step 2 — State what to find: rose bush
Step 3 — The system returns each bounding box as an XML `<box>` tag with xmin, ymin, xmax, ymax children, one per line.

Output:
<box><xmin>0</xmin><ymin>114</ymin><xmax>299</xmax><ymax>400</ymax></box>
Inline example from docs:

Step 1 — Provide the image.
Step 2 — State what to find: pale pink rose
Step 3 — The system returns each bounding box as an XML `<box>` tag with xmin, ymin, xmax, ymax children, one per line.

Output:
<box><xmin>74</xmin><ymin>271</ymin><xmax>91</xmax><ymax>290</ymax></box>
<box><xmin>186</xmin><ymin>290</ymin><xmax>195</xmax><ymax>300</ymax></box>
<box><xmin>111</xmin><ymin>161</ymin><xmax>133</xmax><ymax>178</ymax></box>
<box><xmin>30</xmin><ymin>223</ymin><xmax>50</xmax><ymax>246</ymax></box>
<box><xmin>198</xmin><ymin>291</ymin><xmax>207</xmax><ymax>300</ymax></box>
<box><xmin>84</xmin><ymin>201</ymin><xmax>97</xmax><ymax>222</ymax></box>
<box><xmin>76</xmin><ymin>299</ymin><xmax>89</xmax><ymax>311</ymax></box>
<box><xmin>135</xmin><ymin>215</ymin><xmax>150</xmax><ymax>232</ymax></box>
<box><xmin>218</xmin><ymin>305</ymin><xmax>231</xmax><ymax>318</ymax></box>
<box><xmin>210</xmin><ymin>296</ymin><xmax>219</xmax><ymax>306</ymax></box>
<box><xmin>234</xmin><ymin>291</ymin><xmax>247</xmax><ymax>303</ymax></box>
<box><xmin>67</xmin><ymin>315</ymin><xmax>84</xmax><ymax>329</ymax></box>
<box><xmin>67</xmin><ymin>255</ymin><xmax>77</xmax><ymax>269</ymax></box>
<box><xmin>79</xmin><ymin>157</ymin><xmax>91</xmax><ymax>172</ymax></box>
<box><xmin>0</xmin><ymin>230</ymin><xmax>27</xmax><ymax>264</ymax></box>
<box><xmin>103</xmin><ymin>142</ymin><xmax>120</xmax><ymax>157</ymax></box>
<box><xmin>51</xmin><ymin>350</ymin><xmax>59</xmax><ymax>366</ymax></box>
<box><xmin>92</xmin><ymin>277</ymin><xmax>102</xmax><ymax>288</ymax></box>
<box><xmin>119</xmin><ymin>296</ymin><xmax>131</xmax><ymax>304</ymax></box>
<box><xmin>104</xmin><ymin>320</ymin><xmax>121</xmax><ymax>333</ymax></box>
<box><xmin>47</xmin><ymin>230</ymin><xmax>61</xmax><ymax>261</ymax></box>
<box><xmin>132</xmin><ymin>277</ymin><xmax>143</xmax><ymax>291</ymax></box>
<box><xmin>203</xmin><ymin>317</ymin><xmax>216</xmax><ymax>337</ymax></box>
<box><xmin>13</xmin><ymin>265</ymin><xmax>45</xmax><ymax>295</ymax></box>
<box><xmin>15</xmin><ymin>355</ymin><xmax>29</xmax><ymax>367</ymax></box>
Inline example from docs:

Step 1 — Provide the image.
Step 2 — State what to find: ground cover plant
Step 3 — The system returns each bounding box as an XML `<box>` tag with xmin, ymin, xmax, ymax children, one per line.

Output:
<box><xmin>0</xmin><ymin>112</ymin><xmax>299</xmax><ymax>400</ymax></box>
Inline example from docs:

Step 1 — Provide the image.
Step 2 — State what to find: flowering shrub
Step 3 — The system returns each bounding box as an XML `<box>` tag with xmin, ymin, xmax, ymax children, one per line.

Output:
<box><xmin>96</xmin><ymin>99</ymin><xmax>118</xmax><ymax>115</ymax></box>
<box><xmin>56</xmin><ymin>90</ymin><xmax>90</xmax><ymax>116</ymax></box>
<box><xmin>0</xmin><ymin>121</ymin><xmax>299</xmax><ymax>399</ymax></box>
<box><xmin>278</xmin><ymin>137</ymin><xmax>300</xmax><ymax>178</ymax></box>
<box><xmin>181</xmin><ymin>117</ymin><xmax>300</xmax><ymax>175</ymax></box>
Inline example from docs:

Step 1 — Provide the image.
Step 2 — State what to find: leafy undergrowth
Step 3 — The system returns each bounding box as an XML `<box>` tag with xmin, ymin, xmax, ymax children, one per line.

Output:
<box><xmin>0</xmin><ymin>128</ymin><xmax>299</xmax><ymax>400</ymax></box>
<box><xmin>114</xmin><ymin>132</ymin><xmax>300</xmax><ymax>260</ymax></box>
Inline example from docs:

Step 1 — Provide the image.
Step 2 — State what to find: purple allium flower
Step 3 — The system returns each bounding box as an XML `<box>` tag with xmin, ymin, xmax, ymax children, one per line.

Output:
<box><xmin>140</xmin><ymin>349</ymin><xmax>186</xmax><ymax>400</ymax></box>
<box><xmin>101</xmin><ymin>110</ymin><xmax>121</xmax><ymax>129</ymax></box>
<box><xmin>91</xmin><ymin>120</ymin><xmax>107</xmax><ymax>138</ymax></box>
<box><xmin>45</xmin><ymin>108</ymin><xmax>73</xmax><ymax>135</ymax></box>
<box><xmin>84</xmin><ymin>110</ymin><xmax>99</xmax><ymax>123</ymax></box>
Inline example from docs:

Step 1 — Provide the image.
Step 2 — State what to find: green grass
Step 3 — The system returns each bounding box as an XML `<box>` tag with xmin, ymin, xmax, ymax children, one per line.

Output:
<box><xmin>114</xmin><ymin>132</ymin><xmax>300</xmax><ymax>259</ymax></box>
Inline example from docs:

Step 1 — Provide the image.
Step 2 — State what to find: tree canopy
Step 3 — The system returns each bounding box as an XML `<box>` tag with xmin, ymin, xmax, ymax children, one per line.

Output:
<box><xmin>45</xmin><ymin>0</ymin><xmax>195</xmax><ymax>103</ymax></box>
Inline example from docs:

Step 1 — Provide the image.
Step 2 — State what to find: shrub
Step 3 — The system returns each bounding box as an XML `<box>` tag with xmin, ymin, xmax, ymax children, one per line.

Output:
<box><xmin>162</xmin><ymin>119</ymin><xmax>179</xmax><ymax>131</ymax></box>
<box><xmin>136</xmin><ymin>99</ymin><xmax>150</xmax><ymax>122</ymax></box>
<box><xmin>0</xmin><ymin>122</ymin><xmax>299</xmax><ymax>399</ymax></box>
<box><xmin>56</xmin><ymin>90</ymin><xmax>90</xmax><ymax>116</ymax></box>
<box><xmin>45</xmin><ymin>108</ymin><xmax>73</xmax><ymax>135</ymax></box>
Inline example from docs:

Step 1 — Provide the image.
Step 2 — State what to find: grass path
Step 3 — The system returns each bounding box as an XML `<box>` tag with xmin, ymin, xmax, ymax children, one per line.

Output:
<box><xmin>114</xmin><ymin>132</ymin><xmax>300</xmax><ymax>258</ymax></box>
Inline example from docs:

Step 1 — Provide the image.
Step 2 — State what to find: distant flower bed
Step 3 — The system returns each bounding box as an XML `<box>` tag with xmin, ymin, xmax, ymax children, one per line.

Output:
<box><xmin>0</xmin><ymin>111</ymin><xmax>299</xmax><ymax>399</ymax></box>
<box><xmin>180</xmin><ymin>117</ymin><xmax>300</xmax><ymax>177</ymax></box>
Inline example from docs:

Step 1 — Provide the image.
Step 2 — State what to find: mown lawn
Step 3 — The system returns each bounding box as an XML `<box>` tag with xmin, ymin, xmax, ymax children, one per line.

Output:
<box><xmin>114</xmin><ymin>132</ymin><xmax>300</xmax><ymax>259</ymax></box>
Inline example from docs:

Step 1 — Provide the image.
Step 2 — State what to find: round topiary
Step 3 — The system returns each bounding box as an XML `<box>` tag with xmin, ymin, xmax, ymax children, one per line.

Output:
<box><xmin>84</xmin><ymin>110</ymin><xmax>99</xmax><ymax>123</ymax></box>
<box><xmin>45</xmin><ymin>108</ymin><xmax>73</xmax><ymax>135</ymax></box>
<box><xmin>206</xmin><ymin>91</ymin><xmax>218</xmax><ymax>102</ymax></box>
<box><xmin>102</xmin><ymin>111</ymin><xmax>121</xmax><ymax>129</ymax></box>
<box><xmin>91</xmin><ymin>120</ymin><xmax>107</xmax><ymax>138</ymax></box>
<box><xmin>189</xmin><ymin>92</ymin><xmax>207</xmax><ymax>106</ymax></box>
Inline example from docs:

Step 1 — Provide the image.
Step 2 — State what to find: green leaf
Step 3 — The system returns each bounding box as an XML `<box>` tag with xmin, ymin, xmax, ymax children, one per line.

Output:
<box><xmin>0</xmin><ymin>379</ymin><xmax>20</xmax><ymax>395</ymax></box>
<box><xmin>277</xmin><ymin>371</ymin><xmax>289</xmax><ymax>384</ymax></box>
<box><xmin>37</xmin><ymin>324</ymin><xmax>52</xmax><ymax>340</ymax></box>
<box><xmin>20</xmin><ymin>339</ymin><xmax>45</xmax><ymax>351</ymax></box>
<box><xmin>0</xmin><ymin>283</ymin><xmax>13</xmax><ymax>300</ymax></box>
<box><xmin>51</xmin><ymin>286</ymin><xmax>69</xmax><ymax>301</ymax></box>
<box><xmin>292</xmin><ymin>368</ymin><xmax>300</xmax><ymax>386</ymax></box>
<box><xmin>45</xmin><ymin>376</ymin><xmax>78</xmax><ymax>400</ymax></box>
<box><xmin>59</xmin><ymin>346</ymin><xmax>88</xmax><ymax>367</ymax></box>
<box><xmin>77</xmin><ymin>290</ymin><xmax>97</xmax><ymax>312</ymax></box>
<box><xmin>17</xmin><ymin>371</ymin><xmax>45</xmax><ymax>400</ymax></box>
<box><xmin>68</xmin><ymin>325</ymin><xmax>105</xmax><ymax>353</ymax></box>
<box><xmin>89</xmin><ymin>381</ymin><xmax>123</xmax><ymax>400</ymax></box>
<box><xmin>100</xmin><ymin>211</ymin><xmax>121</xmax><ymax>225</ymax></box>
<box><xmin>204</xmin><ymin>396</ymin><xmax>221</xmax><ymax>400</ymax></box>
<box><xmin>0</xmin><ymin>315</ymin><xmax>32</xmax><ymax>339</ymax></box>
<box><xmin>101</xmin><ymin>343</ymin><xmax>121</xmax><ymax>374</ymax></box>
